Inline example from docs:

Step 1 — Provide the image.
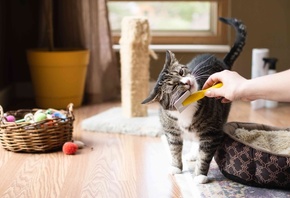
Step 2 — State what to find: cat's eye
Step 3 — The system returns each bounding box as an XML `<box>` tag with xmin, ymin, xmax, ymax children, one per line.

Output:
<box><xmin>179</xmin><ymin>68</ymin><xmax>186</xmax><ymax>77</ymax></box>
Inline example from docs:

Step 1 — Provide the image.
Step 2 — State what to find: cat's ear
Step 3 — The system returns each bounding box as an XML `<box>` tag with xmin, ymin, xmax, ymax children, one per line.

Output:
<box><xmin>165</xmin><ymin>50</ymin><xmax>177</xmax><ymax>67</ymax></box>
<box><xmin>141</xmin><ymin>86</ymin><xmax>160</xmax><ymax>104</ymax></box>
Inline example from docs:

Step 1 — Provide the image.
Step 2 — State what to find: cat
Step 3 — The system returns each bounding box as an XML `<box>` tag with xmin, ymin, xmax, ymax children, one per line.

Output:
<box><xmin>141</xmin><ymin>17</ymin><xmax>247</xmax><ymax>184</ymax></box>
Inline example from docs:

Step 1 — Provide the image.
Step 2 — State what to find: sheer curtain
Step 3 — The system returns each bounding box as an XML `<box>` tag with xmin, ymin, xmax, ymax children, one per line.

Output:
<box><xmin>40</xmin><ymin>0</ymin><xmax>120</xmax><ymax>104</ymax></box>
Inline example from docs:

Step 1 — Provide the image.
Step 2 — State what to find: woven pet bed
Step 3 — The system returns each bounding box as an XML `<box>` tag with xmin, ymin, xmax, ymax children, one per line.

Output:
<box><xmin>215</xmin><ymin>122</ymin><xmax>290</xmax><ymax>190</ymax></box>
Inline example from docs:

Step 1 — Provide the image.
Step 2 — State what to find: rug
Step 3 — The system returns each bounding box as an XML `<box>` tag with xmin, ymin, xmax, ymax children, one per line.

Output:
<box><xmin>81</xmin><ymin>107</ymin><xmax>163</xmax><ymax>137</ymax></box>
<box><xmin>161</xmin><ymin>136</ymin><xmax>290</xmax><ymax>198</ymax></box>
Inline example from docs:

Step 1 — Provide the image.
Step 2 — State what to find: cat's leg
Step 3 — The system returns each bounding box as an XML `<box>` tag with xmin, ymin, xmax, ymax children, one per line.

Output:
<box><xmin>193</xmin><ymin>132</ymin><xmax>223</xmax><ymax>184</ymax></box>
<box><xmin>165</xmin><ymin>133</ymin><xmax>183</xmax><ymax>174</ymax></box>
<box><xmin>185</xmin><ymin>141</ymin><xmax>199</xmax><ymax>172</ymax></box>
<box><xmin>193</xmin><ymin>149</ymin><xmax>211</xmax><ymax>184</ymax></box>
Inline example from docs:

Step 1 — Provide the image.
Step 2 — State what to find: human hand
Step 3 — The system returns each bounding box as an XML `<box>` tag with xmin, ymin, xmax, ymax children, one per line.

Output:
<box><xmin>203</xmin><ymin>70</ymin><xmax>247</xmax><ymax>103</ymax></box>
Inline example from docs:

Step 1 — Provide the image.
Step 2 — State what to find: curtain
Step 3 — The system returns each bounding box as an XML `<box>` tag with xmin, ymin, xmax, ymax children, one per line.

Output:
<box><xmin>39</xmin><ymin>0</ymin><xmax>120</xmax><ymax>104</ymax></box>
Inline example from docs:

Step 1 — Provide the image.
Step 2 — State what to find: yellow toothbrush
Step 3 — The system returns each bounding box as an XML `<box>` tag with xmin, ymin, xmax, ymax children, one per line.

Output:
<box><xmin>174</xmin><ymin>83</ymin><xmax>223</xmax><ymax>113</ymax></box>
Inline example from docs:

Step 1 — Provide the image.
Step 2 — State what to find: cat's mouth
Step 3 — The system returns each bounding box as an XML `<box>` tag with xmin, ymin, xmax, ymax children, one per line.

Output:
<box><xmin>180</xmin><ymin>76</ymin><xmax>198</xmax><ymax>94</ymax></box>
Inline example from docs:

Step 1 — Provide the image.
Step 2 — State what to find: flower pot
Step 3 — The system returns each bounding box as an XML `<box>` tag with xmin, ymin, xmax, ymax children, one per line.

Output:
<box><xmin>27</xmin><ymin>49</ymin><xmax>89</xmax><ymax>109</ymax></box>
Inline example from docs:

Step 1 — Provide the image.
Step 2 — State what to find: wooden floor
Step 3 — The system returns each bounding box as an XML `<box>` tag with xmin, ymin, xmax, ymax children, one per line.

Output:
<box><xmin>0</xmin><ymin>101</ymin><xmax>289</xmax><ymax>197</ymax></box>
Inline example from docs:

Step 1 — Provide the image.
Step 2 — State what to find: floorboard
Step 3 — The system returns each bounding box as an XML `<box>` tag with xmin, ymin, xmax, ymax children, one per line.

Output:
<box><xmin>0</xmin><ymin>101</ymin><xmax>289</xmax><ymax>197</ymax></box>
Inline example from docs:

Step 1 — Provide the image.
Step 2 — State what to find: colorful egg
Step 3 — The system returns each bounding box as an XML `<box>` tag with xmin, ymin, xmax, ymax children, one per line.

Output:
<box><xmin>5</xmin><ymin>115</ymin><xmax>15</xmax><ymax>122</ymax></box>
<box><xmin>34</xmin><ymin>112</ymin><xmax>47</xmax><ymax>122</ymax></box>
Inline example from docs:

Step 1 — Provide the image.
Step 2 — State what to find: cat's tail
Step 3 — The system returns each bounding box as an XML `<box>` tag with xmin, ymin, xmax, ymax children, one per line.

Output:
<box><xmin>220</xmin><ymin>17</ymin><xmax>247</xmax><ymax>69</ymax></box>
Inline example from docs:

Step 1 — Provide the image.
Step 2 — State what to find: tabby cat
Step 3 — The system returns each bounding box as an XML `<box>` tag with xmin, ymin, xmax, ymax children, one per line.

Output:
<box><xmin>142</xmin><ymin>17</ymin><xmax>247</xmax><ymax>184</ymax></box>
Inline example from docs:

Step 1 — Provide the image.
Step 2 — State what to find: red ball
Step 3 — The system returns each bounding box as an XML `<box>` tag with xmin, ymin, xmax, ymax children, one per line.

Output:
<box><xmin>62</xmin><ymin>142</ymin><xmax>78</xmax><ymax>155</ymax></box>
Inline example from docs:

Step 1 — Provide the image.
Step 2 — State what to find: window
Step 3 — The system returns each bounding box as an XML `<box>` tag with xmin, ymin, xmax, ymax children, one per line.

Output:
<box><xmin>108</xmin><ymin>0</ymin><xmax>229</xmax><ymax>44</ymax></box>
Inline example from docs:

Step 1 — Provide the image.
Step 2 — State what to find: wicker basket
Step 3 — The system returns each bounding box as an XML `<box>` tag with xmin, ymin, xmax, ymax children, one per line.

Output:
<box><xmin>0</xmin><ymin>103</ymin><xmax>74</xmax><ymax>153</ymax></box>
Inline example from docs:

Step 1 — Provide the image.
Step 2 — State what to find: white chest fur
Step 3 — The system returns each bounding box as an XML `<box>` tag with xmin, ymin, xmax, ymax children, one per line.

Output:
<box><xmin>169</xmin><ymin>102</ymin><xmax>198</xmax><ymax>130</ymax></box>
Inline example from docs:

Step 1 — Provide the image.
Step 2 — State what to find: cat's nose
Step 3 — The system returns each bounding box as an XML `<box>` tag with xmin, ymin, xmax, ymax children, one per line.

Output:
<box><xmin>180</xmin><ymin>77</ymin><xmax>193</xmax><ymax>86</ymax></box>
<box><xmin>184</xmin><ymin>79</ymin><xmax>191</xmax><ymax>85</ymax></box>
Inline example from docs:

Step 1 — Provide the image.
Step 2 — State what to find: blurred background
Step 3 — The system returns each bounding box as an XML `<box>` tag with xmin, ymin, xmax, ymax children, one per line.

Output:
<box><xmin>0</xmin><ymin>0</ymin><xmax>289</xmax><ymax>108</ymax></box>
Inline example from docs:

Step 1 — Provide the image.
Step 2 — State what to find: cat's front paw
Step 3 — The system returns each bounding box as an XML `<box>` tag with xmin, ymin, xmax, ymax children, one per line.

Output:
<box><xmin>193</xmin><ymin>175</ymin><xmax>209</xmax><ymax>184</ymax></box>
<box><xmin>170</xmin><ymin>166</ymin><xmax>182</xmax><ymax>174</ymax></box>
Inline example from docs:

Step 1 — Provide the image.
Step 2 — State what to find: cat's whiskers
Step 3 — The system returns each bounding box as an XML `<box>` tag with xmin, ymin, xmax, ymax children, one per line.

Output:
<box><xmin>194</xmin><ymin>55</ymin><xmax>214</xmax><ymax>68</ymax></box>
<box><xmin>191</xmin><ymin>64</ymin><xmax>212</xmax><ymax>76</ymax></box>
<box><xmin>178</xmin><ymin>56</ymin><xmax>184</xmax><ymax>63</ymax></box>
<box><xmin>194</xmin><ymin>74</ymin><xmax>211</xmax><ymax>81</ymax></box>
<box><xmin>191</xmin><ymin>72</ymin><xmax>211</xmax><ymax>82</ymax></box>
<box><xmin>195</xmin><ymin>74</ymin><xmax>210</xmax><ymax>78</ymax></box>
<box><xmin>192</xmin><ymin>66</ymin><xmax>212</xmax><ymax>80</ymax></box>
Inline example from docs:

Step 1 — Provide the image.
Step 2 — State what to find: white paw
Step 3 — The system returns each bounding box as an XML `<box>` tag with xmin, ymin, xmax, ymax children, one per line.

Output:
<box><xmin>193</xmin><ymin>175</ymin><xmax>209</xmax><ymax>184</ymax></box>
<box><xmin>170</xmin><ymin>166</ymin><xmax>182</xmax><ymax>174</ymax></box>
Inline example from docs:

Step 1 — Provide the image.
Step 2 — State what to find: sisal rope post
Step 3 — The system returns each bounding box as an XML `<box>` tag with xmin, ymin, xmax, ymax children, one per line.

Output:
<box><xmin>119</xmin><ymin>17</ymin><xmax>150</xmax><ymax>117</ymax></box>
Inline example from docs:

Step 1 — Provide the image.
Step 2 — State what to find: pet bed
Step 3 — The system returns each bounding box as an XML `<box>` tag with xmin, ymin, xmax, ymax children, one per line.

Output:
<box><xmin>215</xmin><ymin>122</ymin><xmax>290</xmax><ymax>190</ymax></box>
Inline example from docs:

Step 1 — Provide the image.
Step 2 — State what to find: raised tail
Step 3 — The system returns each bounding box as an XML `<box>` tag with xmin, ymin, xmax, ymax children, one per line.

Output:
<box><xmin>220</xmin><ymin>17</ymin><xmax>247</xmax><ymax>69</ymax></box>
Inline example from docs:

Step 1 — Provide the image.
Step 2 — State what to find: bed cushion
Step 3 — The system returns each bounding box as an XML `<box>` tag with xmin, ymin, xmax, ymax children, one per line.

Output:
<box><xmin>214</xmin><ymin>122</ymin><xmax>290</xmax><ymax>190</ymax></box>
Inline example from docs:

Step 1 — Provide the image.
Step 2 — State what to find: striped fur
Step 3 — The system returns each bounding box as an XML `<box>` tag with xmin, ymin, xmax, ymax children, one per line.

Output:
<box><xmin>142</xmin><ymin>17</ymin><xmax>247</xmax><ymax>183</ymax></box>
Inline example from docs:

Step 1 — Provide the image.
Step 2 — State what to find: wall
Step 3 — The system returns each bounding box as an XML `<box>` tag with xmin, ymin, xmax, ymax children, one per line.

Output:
<box><xmin>230</xmin><ymin>0</ymin><xmax>290</xmax><ymax>78</ymax></box>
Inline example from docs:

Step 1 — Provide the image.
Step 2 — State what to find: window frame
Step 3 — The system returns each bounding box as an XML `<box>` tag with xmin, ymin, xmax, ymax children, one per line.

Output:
<box><xmin>109</xmin><ymin>0</ymin><xmax>229</xmax><ymax>45</ymax></box>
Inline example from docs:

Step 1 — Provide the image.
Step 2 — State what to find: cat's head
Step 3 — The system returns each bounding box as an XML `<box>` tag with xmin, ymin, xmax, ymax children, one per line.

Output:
<box><xmin>142</xmin><ymin>50</ymin><xmax>198</xmax><ymax>110</ymax></box>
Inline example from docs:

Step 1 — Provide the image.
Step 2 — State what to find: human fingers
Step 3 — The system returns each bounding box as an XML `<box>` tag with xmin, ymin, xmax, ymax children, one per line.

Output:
<box><xmin>204</xmin><ymin>87</ymin><xmax>225</xmax><ymax>98</ymax></box>
<box><xmin>205</xmin><ymin>88</ymin><xmax>232</xmax><ymax>103</ymax></box>
<box><xmin>221</xmin><ymin>98</ymin><xmax>231</xmax><ymax>103</ymax></box>
<box><xmin>202</xmin><ymin>72</ymin><xmax>224</xmax><ymax>90</ymax></box>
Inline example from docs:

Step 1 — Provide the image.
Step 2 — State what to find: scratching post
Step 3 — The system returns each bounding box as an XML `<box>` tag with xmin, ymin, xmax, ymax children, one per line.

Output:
<box><xmin>120</xmin><ymin>17</ymin><xmax>150</xmax><ymax>117</ymax></box>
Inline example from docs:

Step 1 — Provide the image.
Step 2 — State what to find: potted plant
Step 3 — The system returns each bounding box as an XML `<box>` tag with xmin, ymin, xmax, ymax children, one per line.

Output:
<box><xmin>26</xmin><ymin>0</ymin><xmax>89</xmax><ymax>109</ymax></box>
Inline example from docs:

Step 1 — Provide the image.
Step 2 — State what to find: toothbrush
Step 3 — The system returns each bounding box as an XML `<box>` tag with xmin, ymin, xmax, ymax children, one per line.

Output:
<box><xmin>174</xmin><ymin>83</ymin><xmax>223</xmax><ymax>113</ymax></box>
